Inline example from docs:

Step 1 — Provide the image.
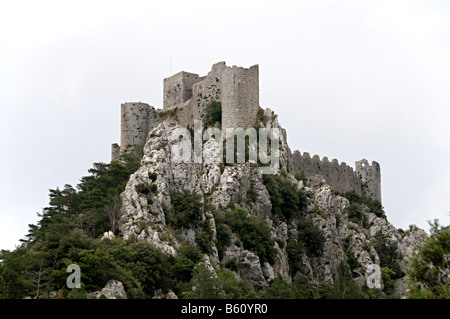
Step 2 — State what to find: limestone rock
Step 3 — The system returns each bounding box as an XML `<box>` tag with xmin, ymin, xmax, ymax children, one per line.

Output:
<box><xmin>153</xmin><ymin>289</ymin><xmax>178</xmax><ymax>299</ymax></box>
<box><xmin>88</xmin><ymin>280</ymin><xmax>127</xmax><ymax>299</ymax></box>
<box><xmin>239</xmin><ymin>250</ymin><xmax>266</xmax><ymax>289</ymax></box>
<box><xmin>101</xmin><ymin>231</ymin><xmax>115</xmax><ymax>240</ymax></box>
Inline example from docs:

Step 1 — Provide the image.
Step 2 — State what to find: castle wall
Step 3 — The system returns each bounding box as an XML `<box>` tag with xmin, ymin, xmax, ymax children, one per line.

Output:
<box><xmin>356</xmin><ymin>159</ymin><xmax>382</xmax><ymax>203</ymax></box>
<box><xmin>121</xmin><ymin>102</ymin><xmax>159</xmax><ymax>147</ymax></box>
<box><xmin>291</xmin><ymin>150</ymin><xmax>363</xmax><ymax>195</ymax></box>
<box><xmin>163</xmin><ymin>71</ymin><xmax>203</xmax><ymax>110</ymax></box>
<box><xmin>221</xmin><ymin>64</ymin><xmax>259</xmax><ymax>135</ymax></box>
<box><xmin>191</xmin><ymin>61</ymin><xmax>227</xmax><ymax>122</ymax></box>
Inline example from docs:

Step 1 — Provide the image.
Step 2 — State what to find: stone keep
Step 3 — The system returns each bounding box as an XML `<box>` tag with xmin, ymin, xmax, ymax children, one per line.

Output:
<box><xmin>221</xmin><ymin>64</ymin><xmax>259</xmax><ymax>134</ymax></box>
<box><xmin>162</xmin><ymin>62</ymin><xmax>260</xmax><ymax>132</ymax></box>
<box><xmin>355</xmin><ymin>159</ymin><xmax>382</xmax><ymax>203</ymax></box>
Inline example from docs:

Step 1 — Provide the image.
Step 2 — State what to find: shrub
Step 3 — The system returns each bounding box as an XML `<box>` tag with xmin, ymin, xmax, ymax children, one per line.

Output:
<box><xmin>297</xmin><ymin>219</ymin><xmax>325</xmax><ymax>257</ymax></box>
<box><xmin>407</xmin><ymin>221</ymin><xmax>450</xmax><ymax>299</ymax></box>
<box><xmin>287</xmin><ymin>238</ymin><xmax>304</xmax><ymax>276</ymax></box>
<box><xmin>373</xmin><ymin>231</ymin><xmax>404</xmax><ymax>281</ymax></box>
<box><xmin>257</xmin><ymin>107</ymin><xmax>269</xmax><ymax>123</ymax></box>
<box><xmin>196</xmin><ymin>221</ymin><xmax>214</xmax><ymax>254</ymax></box>
<box><xmin>263</xmin><ymin>174</ymin><xmax>307</xmax><ymax>221</ymax></box>
<box><xmin>348</xmin><ymin>203</ymin><xmax>363</xmax><ymax>224</ymax></box>
<box><xmin>148</xmin><ymin>172</ymin><xmax>158</xmax><ymax>182</ymax></box>
<box><xmin>262</xmin><ymin>275</ymin><xmax>294</xmax><ymax>299</ymax></box>
<box><xmin>225</xmin><ymin>208</ymin><xmax>276</xmax><ymax>264</ymax></box>
<box><xmin>344</xmin><ymin>190</ymin><xmax>385</xmax><ymax>219</ymax></box>
<box><xmin>204</xmin><ymin>100</ymin><xmax>222</xmax><ymax>126</ymax></box>
<box><xmin>213</xmin><ymin>212</ymin><xmax>232</xmax><ymax>260</ymax></box>
<box><xmin>166</xmin><ymin>190</ymin><xmax>202</xmax><ymax>228</ymax></box>
<box><xmin>294</xmin><ymin>170</ymin><xmax>308</xmax><ymax>185</ymax></box>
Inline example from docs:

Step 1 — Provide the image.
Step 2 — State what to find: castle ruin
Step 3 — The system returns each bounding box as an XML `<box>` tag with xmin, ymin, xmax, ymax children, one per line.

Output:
<box><xmin>111</xmin><ymin>62</ymin><xmax>382</xmax><ymax>203</ymax></box>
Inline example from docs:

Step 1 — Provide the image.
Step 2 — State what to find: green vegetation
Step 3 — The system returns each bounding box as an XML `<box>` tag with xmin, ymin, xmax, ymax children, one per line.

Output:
<box><xmin>344</xmin><ymin>190</ymin><xmax>385</xmax><ymax>219</ymax></box>
<box><xmin>407</xmin><ymin>220</ymin><xmax>450</xmax><ymax>299</ymax></box>
<box><xmin>1</xmin><ymin>130</ymin><xmax>446</xmax><ymax>300</ymax></box>
<box><xmin>165</xmin><ymin>190</ymin><xmax>202</xmax><ymax>229</ymax></box>
<box><xmin>373</xmin><ymin>231</ymin><xmax>404</xmax><ymax>280</ymax></box>
<box><xmin>297</xmin><ymin>219</ymin><xmax>325</xmax><ymax>257</ymax></box>
<box><xmin>225</xmin><ymin>208</ymin><xmax>276</xmax><ymax>264</ymax></box>
<box><xmin>204</xmin><ymin>100</ymin><xmax>222</xmax><ymax>126</ymax></box>
<box><xmin>343</xmin><ymin>235</ymin><xmax>361</xmax><ymax>274</ymax></box>
<box><xmin>263</xmin><ymin>174</ymin><xmax>307</xmax><ymax>221</ymax></box>
<box><xmin>257</xmin><ymin>107</ymin><xmax>269</xmax><ymax>123</ymax></box>
<box><xmin>181</xmin><ymin>265</ymin><xmax>257</xmax><ymax>299</ymax></box>
<box><xmin>213</xmin><ymin>212</ymin><xmax>232</xmax><ymax>260</ymax></box>
<box><xmin>347</xmin><ymin>202</ymin><xmax>363</xmax><ymax>225</ymax></box>
<box><xmin>294</xmin><ymin>170</ymin><xmax>308</xmax><ymax>185</ymax></box>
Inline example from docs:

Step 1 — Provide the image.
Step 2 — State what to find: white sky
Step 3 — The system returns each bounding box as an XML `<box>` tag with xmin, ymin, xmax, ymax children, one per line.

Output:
<box><xmin>1</xmin><ymin>0</ymin><xmax>449</xmax><ymax>250</ymax></box>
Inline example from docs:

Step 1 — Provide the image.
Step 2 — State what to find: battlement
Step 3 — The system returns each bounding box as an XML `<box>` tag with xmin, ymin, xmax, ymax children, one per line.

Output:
<box><xmin>291</xmin><ymin>151</ymin><xmax>382</xmax><ymax>202</ymax></box>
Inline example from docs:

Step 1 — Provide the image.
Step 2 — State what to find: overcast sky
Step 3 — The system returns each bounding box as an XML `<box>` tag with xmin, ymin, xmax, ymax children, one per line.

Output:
<box><xmin>1</xmin><ymin>0</ymin><xmax>449</xmax><ymax>251</ymax></box>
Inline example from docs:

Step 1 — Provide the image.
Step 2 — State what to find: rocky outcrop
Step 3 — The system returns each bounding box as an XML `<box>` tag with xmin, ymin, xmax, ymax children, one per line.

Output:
<box><xmin>88</xmin><ymin>280</ymin><xmax>127</xmax><ymax>299</ymax></box>
<box><xmin>152</xmin><ymin>289</ymin><xmax>178</xmax><ymax>299</ymax></box>
<box><xmin>117</xmin><ymin>109</ymin><xmax>427</xmax><ymax>298</ymax></box>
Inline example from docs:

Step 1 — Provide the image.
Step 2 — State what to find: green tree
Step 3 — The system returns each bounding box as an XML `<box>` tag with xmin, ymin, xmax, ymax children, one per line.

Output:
<box><xmin>166</xmin><ymin>190</ymin><xmax>203</xmax><ymax>228</ymax></box>
<box><xmin>297</xmin><ymin>219</ymin><xmax>325</xmax><ymax>257</ymax></box>
<box><xmin>407</xmin><ymin>220</ymin><xmax>449</xmax><ymax>299</ymax></box>
<box><xmin>262</xmin><ymin>275</ymin><xmax>294</xmax><ymax>299</ymax></box>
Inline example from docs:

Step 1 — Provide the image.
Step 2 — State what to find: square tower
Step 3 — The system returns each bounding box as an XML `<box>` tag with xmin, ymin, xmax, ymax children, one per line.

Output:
<box><xmin>163</xmin><ymin>71</ymin><xmax>203</xmax><ymax>109</ymax></box>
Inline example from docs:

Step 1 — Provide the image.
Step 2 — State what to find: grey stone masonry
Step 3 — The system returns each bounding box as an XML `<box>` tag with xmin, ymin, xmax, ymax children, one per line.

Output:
<box><xmin>221</xmin><ymin>64</ymin><xmax>259</xmax><ymax>135</ymax></box>
<box><xmin>163</xmin><ymin>71</ymin><xmax>204</xmax><ymax>110</ymax></box>
<box><xmin>162</xmin><ymin>62</ymin><xmax>259</xmax><ymax>131</ymax></box>
<box><xmin>290</xmin><ymin>150</ymin><xmax>382</xmax><ymax>203</ymax></box>
<box><xmin>291</xmin><ymin>151</ymin><xmax>363</xmax><ymax>195</ymax></box>
<box><xmin>121</xmin><ymin>102</ymin><xmax>158</xmax><ymax>147</ymax></box>
<box><xmin>355</xmin><ymin>159</ymin><xmax>382</xmax><ymax>203</ymax></box>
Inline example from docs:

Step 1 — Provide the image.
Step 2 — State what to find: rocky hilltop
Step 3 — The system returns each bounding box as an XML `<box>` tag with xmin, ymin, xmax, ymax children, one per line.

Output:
<box><xmin>116</xmin><ymin>101</ymin><xmax>426</xmax><ymax>297</ymax></box>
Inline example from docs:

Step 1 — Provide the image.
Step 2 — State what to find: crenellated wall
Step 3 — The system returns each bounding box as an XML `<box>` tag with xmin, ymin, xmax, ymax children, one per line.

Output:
<box><xmin>291</xmin><ymin>150</ymin><xmax>362</xmax><ymax>195</ymax></box>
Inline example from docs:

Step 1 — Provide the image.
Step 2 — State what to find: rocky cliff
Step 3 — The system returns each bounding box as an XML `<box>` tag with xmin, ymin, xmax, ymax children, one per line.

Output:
<box><xmin>117</xmin><ymin>108</ymin><xmax>427</xmax><ymax>298</ymax></box>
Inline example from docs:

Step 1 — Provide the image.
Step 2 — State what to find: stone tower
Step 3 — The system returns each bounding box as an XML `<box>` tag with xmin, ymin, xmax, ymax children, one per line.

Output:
<box><xmin>163</xmin><ymin>71</ymin><xmax>203</xmax><ymax>110</ymax></box>
<box><xmin>355</xmin><ymin>159</ymin><xmax>382</xmax><ymax>203</ymax></box>
<box><xmin>111</xmin><ymin>102</ymin><xmax>159</xmax><ymax>161</ymax></box>
<box><xmin>221</xmin><ymin>64</ymin><xmax>259</xmax><ymax>135</ymax></box>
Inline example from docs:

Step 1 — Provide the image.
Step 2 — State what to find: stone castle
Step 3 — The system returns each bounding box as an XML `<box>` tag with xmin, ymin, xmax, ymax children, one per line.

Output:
<box><xmin>111</xmin><ymin>62</ymin><xmax>382</xmax><ymax>203</ymax></box>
